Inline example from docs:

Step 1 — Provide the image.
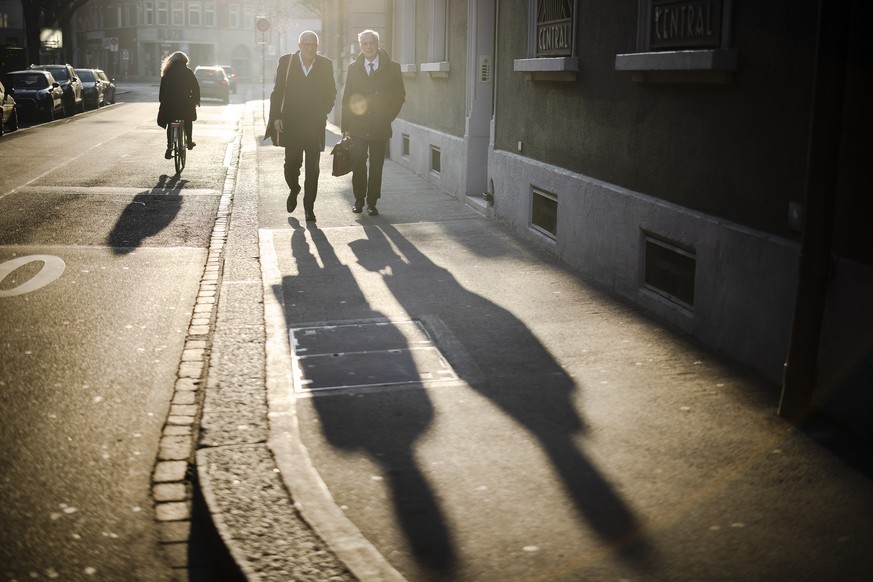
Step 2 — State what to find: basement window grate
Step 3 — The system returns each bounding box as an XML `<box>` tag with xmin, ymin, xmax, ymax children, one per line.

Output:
<box><xmin>531</xmin><ymin>187</ymin><xmax>558</xmax><ymax>239</ymax></box>
<box><xmin>402</xmin><ymin>134</ymin><xmax>410</xmax><ymax>157</ymax></box>
<box><xmin>643</xmin><ymin>234</ymin><xmax>695</xmax><ymax>309</ymax></box>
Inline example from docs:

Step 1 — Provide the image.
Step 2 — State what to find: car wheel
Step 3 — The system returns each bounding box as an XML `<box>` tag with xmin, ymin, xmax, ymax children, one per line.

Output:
<box><xmin>223</xmin><ymin>94</ymin><xmax>229</xmax><ymax>104</ymax></box>
<box><xmin>78</xmin><ymin>99</ymin><xmax>85</xmax><ymax>113</ymax></box>
<box><xmin>9</xmin><ymin>106</ymin><xmax>18</xmax><ymax>131</ymax></box>
<box><xmin>63</xmin><ymin>96</ymin><xmax>73</xmax><ymax>117</ymax></box>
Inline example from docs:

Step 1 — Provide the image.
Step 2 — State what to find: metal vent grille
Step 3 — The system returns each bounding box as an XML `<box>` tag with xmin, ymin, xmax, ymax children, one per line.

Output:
<box><xmin>644</xmin><ymin>235</ymin><xmax>695</xmax><ymax>309</ymax></box>
<box><xmin>531</xmin><ymin>187</ymin><xmax>558</xmax><ymax>239</ymax></box>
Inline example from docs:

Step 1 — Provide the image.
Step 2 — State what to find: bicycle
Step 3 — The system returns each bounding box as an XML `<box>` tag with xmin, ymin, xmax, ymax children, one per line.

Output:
<box><xmin>169</xmin><ymin>119</ymin><xmax>186</xmax><ymax>173</ymax></box>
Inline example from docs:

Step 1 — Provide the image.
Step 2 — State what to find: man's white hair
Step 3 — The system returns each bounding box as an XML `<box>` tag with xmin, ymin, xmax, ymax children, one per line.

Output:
<box><xmin>298</xmin><ymin>30</ymin><xmax>319</xmax><ymax>44</ymax></box>
<box><xmin>357</xmin><ymin>29</ymin><xmax>380</xmax><ymax>44</ymax></box>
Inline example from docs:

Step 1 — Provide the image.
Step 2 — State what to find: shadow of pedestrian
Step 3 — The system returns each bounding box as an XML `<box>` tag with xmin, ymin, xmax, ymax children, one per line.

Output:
<box><xmin>106</xmin><ymin>174</ymin><xmax>185</xmax><ymax>254</ymax></box>
<box><xmin>278</xmin><ymin>223</ymin><xmax>457</xmax><ymax>576</ymax></box>
<box><xmin>349</xmin><ymin>224</ymin><xmax>654</xmax><ymax>570</ymax></box>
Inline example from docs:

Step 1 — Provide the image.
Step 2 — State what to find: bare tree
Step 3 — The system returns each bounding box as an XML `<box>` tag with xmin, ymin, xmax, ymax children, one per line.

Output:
<box><xmin>21</xmin><ymin>0</ymin><xmax>92</xmax><ymax>65</ymax></box>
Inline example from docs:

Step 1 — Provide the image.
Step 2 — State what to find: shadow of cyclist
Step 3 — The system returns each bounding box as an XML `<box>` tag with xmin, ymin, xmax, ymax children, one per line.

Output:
<box><xmin>106</xmin><ymin>174</ymin><xmax>185</xmax><ymax>255</ymax></box>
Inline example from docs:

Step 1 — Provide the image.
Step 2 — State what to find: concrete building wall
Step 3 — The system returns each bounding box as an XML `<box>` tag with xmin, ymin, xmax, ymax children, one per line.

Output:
<box><xmin>495</xmin><ymin>0</ymin><xmax>818</xmax><ymax>239</ymax></box>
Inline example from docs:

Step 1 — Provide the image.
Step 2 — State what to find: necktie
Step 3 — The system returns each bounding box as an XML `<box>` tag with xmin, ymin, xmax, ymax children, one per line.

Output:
<box><xmin>368</xmin><ymin>62</ymin><xmax>374</xmax><ymax>76</ymax></box>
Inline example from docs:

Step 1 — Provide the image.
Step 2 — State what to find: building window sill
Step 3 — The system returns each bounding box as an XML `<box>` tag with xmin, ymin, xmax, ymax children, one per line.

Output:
<box><xmin>400</xmin><ymin>63</ymin><xmax>417</xmax><ymax>77</ymax></box>
<box><xmin>513</xmin><ymin>57</ymin><xmax>579</xmax><ymax>82</ymax></box>
<box><xmin>420</xmin><ymin>61</ymin><xmax>450</xmax><ymax>78</ymax></box>
<box><xmin>615</xmin><ymin>49</ymin><xmax>738</xmax><ymax>83</ymax></box>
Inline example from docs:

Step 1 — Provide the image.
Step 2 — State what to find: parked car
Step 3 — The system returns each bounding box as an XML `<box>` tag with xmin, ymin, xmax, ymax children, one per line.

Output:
<box><xmin>193</xmin><ymin>66</ymin><xmax>230</xmax><ymax>104</ymax></box>
<box><xmin>95</xmin><ymin>69</ymin><xmax>116</xmax><ymax>104</ymax></box>
<box><xmin>0</xmin><ymin>81</ymin><xmax>19</xmax><ymax>136</ymax></box>
<box><xmin>28</xmin><ymin>63</ymin><xmax>84</xmax><ymax>117</ymax></box>
<box><xmin>220</xmin><ymin>65</ymin><xmax>237</xmax><ymax>93</ymax></box>
<box><xmin>75</xmin><ymin>68</ymin><xmax>104</xmax><ymax>109</ymax></box>
<box><xmin>5</xmin><ymin>70</ymin><xmax>64</xmax><ymax>122</ymax></box>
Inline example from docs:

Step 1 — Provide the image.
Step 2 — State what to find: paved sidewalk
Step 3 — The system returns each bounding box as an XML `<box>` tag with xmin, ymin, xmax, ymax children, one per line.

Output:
<box><xmin>195</xmin><ymin>101</ymin><xmax>873</xmax><ymax>581</ymax></box>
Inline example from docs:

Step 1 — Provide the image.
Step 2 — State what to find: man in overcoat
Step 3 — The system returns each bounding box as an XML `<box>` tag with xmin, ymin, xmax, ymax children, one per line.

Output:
<box><xmin>267</xmin><ymin>30</ymin><xmax>337</xmax><ymax>221</ymax></box>
<box><xmin>341</xmin><ymin>29</ymin><xmax>405</xmax><ymax>216</ymax></box>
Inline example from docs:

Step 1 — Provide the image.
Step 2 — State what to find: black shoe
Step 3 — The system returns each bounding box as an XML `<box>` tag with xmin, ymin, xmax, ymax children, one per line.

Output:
<box><xmin>164</xmin><ymin>147</ymin><xmax>172</xmax><ymax>159</ymax></box>
<box><xmin>352</xmin><ymin>204</ymin><xmax>363</xmax><ymax>213</ymax></box>
<box><xmin>286</xmin><ymin>191</ymin><xmax>298</xmax><ymax>213</ymax></box>
<box><xmin>367</xmin><ymin>207</ymin><xmax>379</xmax><ymax>216</ymax></box>
<box><xmin>187</xmin><ymin>141</ymin><xmax>196</xmax><ymax>150</ymax></box>
<box><xmin>305</xmin><ymin>212</ymin><xmax>316</xmax><ymax>221</ymax></box>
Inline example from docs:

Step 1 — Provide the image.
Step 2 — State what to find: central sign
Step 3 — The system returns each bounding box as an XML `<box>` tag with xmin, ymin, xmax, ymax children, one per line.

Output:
<box><xmin>650</xmin><ymin>0</ymin><xmax>723</xmax><ymax>50</ymax></box>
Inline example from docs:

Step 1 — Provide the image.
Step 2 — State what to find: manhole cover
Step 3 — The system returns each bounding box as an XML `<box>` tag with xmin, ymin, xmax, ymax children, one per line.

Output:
<box><xmin>290</xmin><ymin>319</ymin><xmax>459</xmax><ymax>393</ymax></box>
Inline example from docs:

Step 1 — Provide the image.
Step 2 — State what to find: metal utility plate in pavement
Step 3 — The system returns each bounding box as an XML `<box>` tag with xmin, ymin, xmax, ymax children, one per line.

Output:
<box><xmin>290</xmin><ymin>319</ymin><xmax>459</xmax><ymax>394</ymax></box>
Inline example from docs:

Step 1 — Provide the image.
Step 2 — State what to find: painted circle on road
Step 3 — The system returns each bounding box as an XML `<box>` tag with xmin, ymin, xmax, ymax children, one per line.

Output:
<box><xmin>0</xmin><ymin>255</ymin><xmax>66</xmax><ymax>298</ymax></box>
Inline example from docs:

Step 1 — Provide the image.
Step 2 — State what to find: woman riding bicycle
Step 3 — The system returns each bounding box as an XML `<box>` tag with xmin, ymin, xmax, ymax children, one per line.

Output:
<box><xmin>157</xmin><ymin>51</ymin><xmax>200</xmax><ymax>159</ymax></box>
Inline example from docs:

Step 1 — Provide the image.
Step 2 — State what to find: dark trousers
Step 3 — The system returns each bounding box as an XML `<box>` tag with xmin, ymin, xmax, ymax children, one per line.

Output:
<box><xmin>351</xmin><ymin>136</ymin><xmax>387</xmax><ymax>209</ymax></box>
<box><xmin>166</xmin><ymin>120</ymin><xmax>192</xmax><ymax>145</ymax></box>
<box><xmin>284</xmin><ymin>140</ymin><xmax>321</xmax><ymax>212</ymax></box>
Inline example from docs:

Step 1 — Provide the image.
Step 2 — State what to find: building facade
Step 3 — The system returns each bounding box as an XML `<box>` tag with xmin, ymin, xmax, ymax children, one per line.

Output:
<box><xmin>321</xmin><ymin>0</ymin><xmax>871</xmax><ymax>438</ymax></box>
<box><xmin>73</xmin><ymin>0</ymin><xmax>319</xmax><ymax>81</ymax></box>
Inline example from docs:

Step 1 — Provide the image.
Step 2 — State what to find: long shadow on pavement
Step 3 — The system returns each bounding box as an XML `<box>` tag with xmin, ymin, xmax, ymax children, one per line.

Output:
<box><xmin>351</xmin><ymin>224</ymin><xmax>655</xmax><ymax>570</ymax></box>
<box><xmin>106</xmin><ymin>173</ymin><xmax>185</xmax><ymax>254</ymax></box>
<box><xmin>282</xmin><ymin>221</ymin><xmax>458</xmax><ymax>576</ymax></box>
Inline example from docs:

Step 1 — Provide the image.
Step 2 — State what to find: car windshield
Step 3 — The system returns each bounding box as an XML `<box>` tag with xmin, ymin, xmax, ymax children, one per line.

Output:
<box><xmin>12</xmin><ymin>74</ymin><xmax>48</xmax><ymax>89</ymax></box>
<box><xmin>45</xmin><ymin>67</ymin><xmax>68</xmax><ymax>81</ymax></box>
<box><xmin>77</xmin><ymin>70</ymin><xmax>96</xmax><ymax>82</ymax></box>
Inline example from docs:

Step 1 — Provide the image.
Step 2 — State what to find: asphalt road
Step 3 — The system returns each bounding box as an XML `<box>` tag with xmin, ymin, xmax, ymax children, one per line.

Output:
<box><xmin>0</xmin><ymin>84</ymin><xmax>240</xmax><ymax>580</ymax></box>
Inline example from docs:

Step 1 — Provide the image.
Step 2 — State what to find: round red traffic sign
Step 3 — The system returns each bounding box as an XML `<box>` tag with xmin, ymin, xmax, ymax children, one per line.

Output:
<box><xmin>256</xmin><ymin>18</ymin><xmax>270</xmax><ymax>32</ymax></box>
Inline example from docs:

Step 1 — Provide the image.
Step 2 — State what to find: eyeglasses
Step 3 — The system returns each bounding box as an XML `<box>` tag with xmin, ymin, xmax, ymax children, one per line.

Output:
<box><xmin>300</xmin><ymin>42</ymin><xmax>317</xmax><ymax>47</ymax></box>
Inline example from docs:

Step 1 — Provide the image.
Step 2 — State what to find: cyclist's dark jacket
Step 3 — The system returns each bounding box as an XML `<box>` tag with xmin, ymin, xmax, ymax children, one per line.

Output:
<box><xmin>157</xmin><ymin>62</ymin><xmax>200</xmax><ymax>128</ymax></box>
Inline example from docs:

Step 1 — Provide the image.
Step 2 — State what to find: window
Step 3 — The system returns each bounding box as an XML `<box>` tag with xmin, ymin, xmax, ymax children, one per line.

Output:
<box><xmin>188</xmin><ymin>1</ymin><xmax>201</xmax><ymax>26</ymax></box>
<box><xmin>395</xmin><ymin>0</ymin><xmax>416</xmax><ymax>70</ymax></box>
<box><xmin>143</xmin><ymin>1</ymin><xmax>154</xmax><ymax>25</ymax></box>
<box><xmin>228</xmin><ymin>4</ymin><xmax>240</xmax><ymax>28</ymax></box>
<box><xmin>171</xmin><ymin>1</ymin><xmax>184</xmax><ymax>26</ymax></box>
<box><xmin>204</xmin><ymin>2</ymin><xmax>215</xmax><ymax>26</ymax></box>
<box><xmin>430</xmin><ymin>146</ymin><xmax>441</xmax><ymax>174</ymax></box>
<box><xmin>402</xmin><ymin>134</ymin><xmax>410</xmax><ymax>158</ymax></box>
<box><xmin>531</xmin><ymin>188</ymin><xmax>558</xmax><ymax>239</ymax></box>
<box><xmin>88</xmin><ymin>6</ymin><xmax>100</xmax><ymax>29</ymax></box>
<box><xmin>243</xmin><ymin>5</ymin><xmax>254</xmax><ymax>30</ymax></box>
<box><xmin>534</xmin><ymin>0</ymin><xmax>576</xmax><ymax>57</ymax></box>
<box><xmin>513</xmin><ymin>0</ymin><xmax>579</xmax><ymax>81</ymax></box>
<box><xmin>430</xmin><ymin>0</ymin><xmax>447</xmax><ymax>62</ymax></box>
<box><xmin>614</xmin><ymin>0</ymin><xmax>737</xmax><ymax>84</ymax></box>
<box><xmin>126</xmin><ymin>3</ymin><xmax>138</xmax><ymax>26</ymax></box>
<box><xmin>156</xmin><ymin>1</ymin><xmax>168</xmax><ymax>26</ymax></box>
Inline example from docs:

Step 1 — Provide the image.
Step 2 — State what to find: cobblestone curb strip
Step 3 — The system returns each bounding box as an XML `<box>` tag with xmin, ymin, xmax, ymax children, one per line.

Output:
<box><xmin>150</xmin><ymin>134</ymin><xmax>242</xmax><ymax>577</ymax></box>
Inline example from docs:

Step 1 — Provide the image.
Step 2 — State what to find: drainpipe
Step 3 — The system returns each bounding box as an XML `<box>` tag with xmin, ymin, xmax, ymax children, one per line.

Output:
<box><xmin>778</xmin><ymin>0</ymin><xmax>852</xmax><ymax>422</ymax></box>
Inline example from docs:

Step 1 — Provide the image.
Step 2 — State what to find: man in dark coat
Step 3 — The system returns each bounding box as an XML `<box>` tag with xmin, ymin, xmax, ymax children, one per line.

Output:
<box><xmin>267</xmin><ymin>30</ymin><xmax>337</xmax><ymax>221</ymax></box>
<box><xmin>341</xmin><ymin>29</ymin><xmax>405</xmax><ymax>216</ymax></box>
<box><xmin>157</xmin><ymin>51</ymin><xmax>200</xmax><ymax>159</ymax></box>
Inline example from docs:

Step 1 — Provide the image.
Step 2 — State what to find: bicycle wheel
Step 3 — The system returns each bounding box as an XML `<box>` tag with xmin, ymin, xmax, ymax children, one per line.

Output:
<box><xmin>174</xmin><ymin>123</ymin><xmax>186</xmax><ymax>173</ymax></box>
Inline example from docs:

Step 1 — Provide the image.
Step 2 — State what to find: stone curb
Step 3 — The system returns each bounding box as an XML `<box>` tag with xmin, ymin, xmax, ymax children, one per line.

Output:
<box><xmin>149</xmin><ymin>122</ymin><xmax>243</xmax><ymax>578</ymax></box>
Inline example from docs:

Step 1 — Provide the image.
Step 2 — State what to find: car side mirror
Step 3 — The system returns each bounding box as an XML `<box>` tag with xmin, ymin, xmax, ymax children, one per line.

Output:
<box><xmin>53</xmin><ymin>82</ymin><xmax>60</xmax><ymax>88</ymax></box>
